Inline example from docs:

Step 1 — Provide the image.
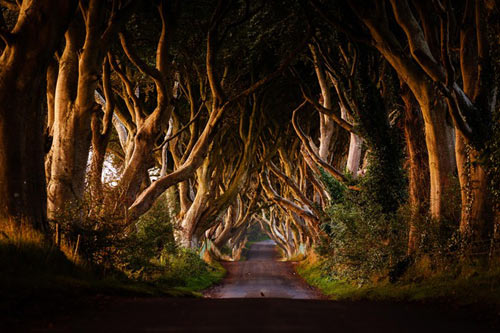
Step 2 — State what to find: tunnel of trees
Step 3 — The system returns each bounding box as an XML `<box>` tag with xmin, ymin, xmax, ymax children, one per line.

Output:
<box><xmin>1</xmin><ymin>0</ymin><xmax>500</xmax><ymax>292</ymax></box>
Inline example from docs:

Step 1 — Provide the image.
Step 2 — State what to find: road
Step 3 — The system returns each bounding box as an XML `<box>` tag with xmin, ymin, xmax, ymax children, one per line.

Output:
<box><xmin>205</xmin><ymin>240</ymin><xmax>322</xmax><ymax>299</ymax></box>
<box><xmin>18</xmin><ymin>241</ymin><xmax>497</xmax><ymax>332</ymax></box>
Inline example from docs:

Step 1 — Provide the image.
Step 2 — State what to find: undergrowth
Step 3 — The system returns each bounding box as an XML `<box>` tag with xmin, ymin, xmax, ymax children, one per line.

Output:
<box><xmin>307</xmin><ymin>156</ymin><xmax>500</xmax><ymax>310</ymax></box>
<box><xmin>297</xmin><ymin>256</ymin><xmax>500</xmax><ymax>308</ymax></box>
<box><xmin>0</xmin><ymin>196</ymin><xmax>225</xmax><ymax>307</ymax></box>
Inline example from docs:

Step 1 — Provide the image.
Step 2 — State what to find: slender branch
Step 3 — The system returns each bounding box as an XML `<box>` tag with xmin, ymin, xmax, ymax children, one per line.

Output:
<box><xmin>101</xmin><ymin>56</ymin><xmax>115</xmax><ymax>136</ymax></box>
<box><xmin>153</xmin><ymin>105</ymin><xmax>204</xmax><ymax>151</ymax></box>
<box><xmin>100</xmin><ymin>0</ymin><xmax>138</xmax><ymax>47</ymax></box>
<box><xmin>268</xmin><ymin>160</ymin><xmax>321</xmax><ymax>218</ymax></box>
<box><xmin>228</xmin><ymin>28</ymin><xmax>312</xmax><ymax>103</ymax></box>
<box><xmin>309</xmin><ymin>0</ymin><xmax>371</xmax><ymax>44</ymax></box>
<box><xmin>108</xmin><ymin>52</ymin><xmax>143</xmax><ymax>124</ymax></box>
<box><xmin>291</xmin><ymin>101</ymin><xmax>349</xmax><ymax>183</ymax></box>
<box><xmin>302</xmin><ymin>89</ymin><xmax>356</xmax><ymax>133</ymax></box>
<box><xmin>0</xmin><ymin>28</ymin><xmax>13</xmax><ymax>46</ymax></box>
<box><xmin>260</xmin><ymin>172</ymin><xmax>318</xmax><ymax>223</ymax></box>
<box><xmin>119</xmin><ymin>31</ymin><xmax>166</xmax><ymax>98</ymax></box>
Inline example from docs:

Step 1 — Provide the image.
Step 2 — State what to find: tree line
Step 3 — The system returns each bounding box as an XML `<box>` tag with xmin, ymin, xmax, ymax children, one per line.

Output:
<box><xmin>0</xmin><ymin>0</ymin><xmax>499</xmax><ymax>268</ymax></box>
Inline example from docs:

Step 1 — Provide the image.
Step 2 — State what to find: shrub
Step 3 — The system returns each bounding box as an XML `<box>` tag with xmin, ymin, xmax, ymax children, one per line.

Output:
<box><xmin>320</xmin><ymin>190</ymin><xmax>408</xmax><ymax>282</ymax></box>
<box><xmin>318</xmin><ymin>152</ymin><xmax>408</xmax><ymax>282</ymax></box>
<box><xmin>119</xmin><ymin>199</ymin><xmax>177</xmax><ymax>279</ymax></box>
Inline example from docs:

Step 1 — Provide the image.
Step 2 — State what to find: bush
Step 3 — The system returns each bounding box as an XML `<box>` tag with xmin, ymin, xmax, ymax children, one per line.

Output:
<box><xmin>320</xmin><ymin>191</ymin><xmax>408</xmax><ymax>282</ymax></box>
<box><xmin>318</xmin><ymin>153</ymin><xmax>408</xmax><ymax>282</ymax></box>
<box><xmin>52</xmin><ymin>199</ymin><xmax>126</xmax><ymax>271</ymax></box>
<box><xmin>54</xmin><ymin>194</ymin><xmax>226</xmax><ymax>292</ymax></box>
<box><xmin>158</xmin><ymin>249</ymin><xmax>220</xmax><ymax>287</ymax></box>
<box><xmin>119</xmin><ymin>199</ymin><xmax>177</xmax><ymax>279</ymax></box>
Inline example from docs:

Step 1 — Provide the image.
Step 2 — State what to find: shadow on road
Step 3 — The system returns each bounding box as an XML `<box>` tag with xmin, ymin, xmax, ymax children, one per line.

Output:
<box><xmin>18</xmin><ymin>241</ymin><xmax>497</xmax><ymax>332</ymax></box>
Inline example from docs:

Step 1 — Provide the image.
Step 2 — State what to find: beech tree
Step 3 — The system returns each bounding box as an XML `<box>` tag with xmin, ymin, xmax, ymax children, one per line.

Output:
<box><xmin>0</xmin><ymin>0</ymin><xmax>76</xmax><ymax>232</ymax></box>
<box><xmin>3</xmin><ymin>0</ymin><xmax>499</xmax><ymax>267</ymax></box>
<box><xmin>46</xmin><ymin>0</ymin><xmax>137</xmax><ymax>219</ymax></box>
<box><xmin>309</xmin><ymin>0</ymin><xmax>499</xmax><ymax>243</ymax></box>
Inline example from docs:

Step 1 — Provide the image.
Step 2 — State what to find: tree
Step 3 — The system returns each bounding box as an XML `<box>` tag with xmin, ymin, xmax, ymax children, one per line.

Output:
<box><xmin>0</xmin><ymin>0</ymin><xmax>76</xmax><ymax>233</ymax></box>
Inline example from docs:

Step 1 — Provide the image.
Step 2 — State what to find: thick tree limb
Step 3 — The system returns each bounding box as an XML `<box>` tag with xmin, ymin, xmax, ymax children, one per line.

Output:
<box><xmin>389</xmin><ymin>0</ymin><xmax>445</xmax><ymax>83</ymax></box>
<box><xmin>101</xmin><ymin>56</ymin><xmax>115</xmax><ymax>137</ymax></box>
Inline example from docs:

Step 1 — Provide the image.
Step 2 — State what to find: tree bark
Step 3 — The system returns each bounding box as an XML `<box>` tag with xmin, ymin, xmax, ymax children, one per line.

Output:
<box><xmin>455</xmin><ymin>2</ymin><xmax>493</xmax><ymax>241</ymax></box>
<box><xmin>176</xmin><ymin>157</ymin><xmax>211</xmax><ymax>248</ymax></box>
<box><xmin>351</xmin><ymin>4</ymin><xmax>455</xmax><ymax>219</ymax></box>
<box><xmin>48</xmin><ymin>0</ymin><xmax>136</xmax><ymax>218</ymax></box>
<box><xmin>402</xmin><ymin>87</ymin><xmax>430</xmax><ymax>254</ymax></box>
<box><xmin>0</xmin><ymin>0</ymin><xmax>76</xmax><ymax>232</ymax></box>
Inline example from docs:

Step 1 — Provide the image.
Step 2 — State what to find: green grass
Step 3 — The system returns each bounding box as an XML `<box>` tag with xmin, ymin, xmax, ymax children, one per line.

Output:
<box><xmin>161</xmin><ymin>259</ymin><xmax>226</xmax><ymax>295</ymax></box>
<box><xmin>297</xmin><ymin>258</ymin><xmax>500</xmax><ymax>308</ymax></box>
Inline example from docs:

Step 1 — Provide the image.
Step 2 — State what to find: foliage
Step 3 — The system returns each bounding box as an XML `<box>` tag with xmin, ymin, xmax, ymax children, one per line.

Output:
<box><xmin>119</xmin><ymin>199</ymin><xmax>177</xmax><ymax>279</ymax></box>
<box><xmin>245</xmin><ymin>223</ymin><xmax>270</xmax><ymax>243</ymax></box>
<box><xmin>297</xmin><ymin>255</ymin><xmax>500</xmax><ymax>313</ymax></box>
<box><xmin>52</xmin><ymin>199</ymin><xmax>126</xmax><ymax>271</ymax></box>
<box><xmin>49</xmin><ymin>196</ymin><xmax>224</xmax><ymax>292</ymax></box>
<box><xmin>0</xmin><ymin>220</ymin><xmax>78</xmax><ymax>278</ymax></box>
<box><xmin>483</xmin><ymin>101</ymin><xmax>500</xmax><ymax>210</ymax></box>
<box><xmin>319</xmin><ymin>187</ymin><xmax>409</xmax><ymax>282</ymax></box>
<box><xmin>157</xmin><ymin>249</ymin><xmax>226</xmax><ymax>292</ymax></box>
<box><xmin>316</xmin><ymin>60</ymin><xmax>409</xmax><ymax>280</ymax></box>
<box><xmin>0</xmin><ymin>220</ymin><xmax>196</xmax><ymax>325</ymax></box>
<box><xmin>318</xmin><ymin>167</ymin><xmax>346</xmax><ymax>204</ymax></box>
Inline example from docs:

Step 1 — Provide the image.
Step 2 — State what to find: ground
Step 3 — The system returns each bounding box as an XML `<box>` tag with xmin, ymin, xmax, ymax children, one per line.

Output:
<box><xmin>205</xmin><ymin>239</ymin><xmax>322</xmax><ymax>298</ymax></box>
<box><xmin>9</xmin><ymin>241</ymin><xmax>499</xmax><ymax>332</ymax></box>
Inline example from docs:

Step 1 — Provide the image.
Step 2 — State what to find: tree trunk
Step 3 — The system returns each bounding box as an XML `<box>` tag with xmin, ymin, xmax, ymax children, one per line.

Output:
<box><xmin>47</xmin><ymin>21</ymin><xmax>98</xmax><ymax>218</ymax></box>
<box><xmin>0</xmin><ymin>0</ymin><xmax>76</xmax><ymax>232</ymax></box>
<box><xmin>176</xmin><ymin>158</ymin><xmax>211</xmax><ymax>248</ymax></box>
<box><xmin>402</xmin><ymin>88</ymin><xmax>430</xmax><ymax>254</ymax></box>
<box><xmin>48</xmin><ymin>0</ymin><xmax>133</xmax><ymax>218</ymax></box>
<box><xmin>354</xmin><ymin>7</ymin><xmax>455</xmax><ymax>220</ymax></box>
<box><xmin>341</xmin><ymin>107</ymin><xmax>363</xmax><ymax>176</ymax></box>
<box><xmin>456</xmin><ymin>5</ymin><xmax>492</xmax><ymax>242</ymax></box>
<box><xmin>419</xmin><ymin>97</ymin><xmax>455</xmax><ymax>220</ymax></box>
<box><xmin>456</xmin><ymin>126</ymin><xmax>489</xmax><ymax>241</ymax></box>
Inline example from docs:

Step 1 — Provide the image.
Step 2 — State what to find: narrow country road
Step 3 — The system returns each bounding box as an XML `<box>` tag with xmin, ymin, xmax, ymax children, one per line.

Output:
<box><xmin>206</xmin><ymin>240</ymin><xmax>321</xmax><ymax>299</ymax></box>
<box><xmin>18</xmin><ymin>241</ymin><xmax>497</xmax><ymax>332</ymax></box>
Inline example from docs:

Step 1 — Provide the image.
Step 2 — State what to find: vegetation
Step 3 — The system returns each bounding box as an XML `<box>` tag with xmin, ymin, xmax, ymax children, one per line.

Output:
<box><xmin>0</xmin><ymin>0</ymin><xmax>499</xmax><ymax>324</ymax></box>
<box><xmin>0</xmin><ymin>198</ymin><xmax>225</xmax><ymax>314</ymax></box>
<box><xmin>298</xmin><ymin>257</ymin><xmax>500</xmax><ymax>310</ymax></box>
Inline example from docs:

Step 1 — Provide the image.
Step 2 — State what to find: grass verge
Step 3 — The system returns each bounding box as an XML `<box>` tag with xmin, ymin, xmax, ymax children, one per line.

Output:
<box><xmin>296</xmin><ymin>257</ymin><xmax>500</xmax><ymax>308</ymax></box>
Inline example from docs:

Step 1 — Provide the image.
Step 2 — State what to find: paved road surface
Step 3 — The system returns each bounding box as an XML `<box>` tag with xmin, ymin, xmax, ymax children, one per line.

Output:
<box><xmin>206</xmin><ymin>240</ymin><xmax>321</xmax><ymax>299</ymax></box>
<box><xmin>16</xmin><ymin>241</ymin><xmax>498</xmax><ymax>332</ymax></box>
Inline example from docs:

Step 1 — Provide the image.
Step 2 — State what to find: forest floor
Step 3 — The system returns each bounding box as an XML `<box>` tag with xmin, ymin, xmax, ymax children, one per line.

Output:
<box><xmin>10</xmin><ymin>241</ymin><xmax>498</xmax><ymax>332</ymax></box>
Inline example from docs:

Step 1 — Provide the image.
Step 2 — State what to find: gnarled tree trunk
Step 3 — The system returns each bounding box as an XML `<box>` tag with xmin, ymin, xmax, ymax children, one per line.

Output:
<box><xmin>0</xmin><ymin>0</ymin><xmax>76</xmax><ymax>232</ymax></box>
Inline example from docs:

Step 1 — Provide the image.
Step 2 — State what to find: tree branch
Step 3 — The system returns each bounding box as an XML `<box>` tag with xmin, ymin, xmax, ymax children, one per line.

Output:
<box><xmin>291</xmin><ymin>101</ymin><xmax>349</xmax><ymax>183</ymax></box>
<box><xmin>119</xmin><ymin>31</ymin><xmax>167</xmax><ymax>100</ymax></box>
<box><xmin>153</xmin><ymin>105</ymin><xmax>204</xmax><ymax>152</ymax></box>
<box><xmin>0</xmin><ymin>0</ymin><xmax>18</xmax><ymax>10</ymax></box>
